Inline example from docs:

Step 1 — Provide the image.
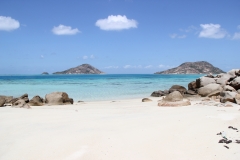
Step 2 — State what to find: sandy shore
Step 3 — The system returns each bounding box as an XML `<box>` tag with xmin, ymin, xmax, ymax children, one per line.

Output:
<box><xmin>0</xmin><ymin>97</ymin><xmax>240</xmax><ymax>160</ymax></box>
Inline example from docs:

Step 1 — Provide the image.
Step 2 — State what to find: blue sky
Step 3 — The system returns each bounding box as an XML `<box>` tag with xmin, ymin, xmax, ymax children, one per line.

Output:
<box><xmin>0</xmin><ymin>0</ymin><xmax>239</xmax><ymax>74</ymax></box>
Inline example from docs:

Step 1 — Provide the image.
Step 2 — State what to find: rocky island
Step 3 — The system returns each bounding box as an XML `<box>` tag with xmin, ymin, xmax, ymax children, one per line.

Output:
<box><xmin>155</xmin><ymin>61</ymin><xmax>224</xmax><ymax>74</ymax></box>
<box><xmin>53</xmin><ymin>64</ymin><xmax>104</xmax><ymax>74</ymax></box>
<box><xmin>41</xmin><ymin>72</ymin><xmax>49</xmax><ymax>75</ymax></box>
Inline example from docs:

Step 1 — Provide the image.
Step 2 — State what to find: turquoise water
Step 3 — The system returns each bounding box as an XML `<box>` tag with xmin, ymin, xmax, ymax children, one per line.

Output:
<box><xmin>0</xmin><ymin>74</ymin><xmax>201</xmax><ymax>101</ymax></box>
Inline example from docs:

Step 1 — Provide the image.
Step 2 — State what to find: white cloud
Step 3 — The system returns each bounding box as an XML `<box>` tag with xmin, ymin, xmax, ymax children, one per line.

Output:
<box><xmin>123</xmin><ymin>65</ymin><xmax>142</xmax><ymax>69</ymax></box>
<box><xmin>40</xmin><ymin>55</ymin><xmax>44</xmax><ymax>59</ymax></box>
<box><xmin>232</xmin><ymin>32</ymin><xmax>240</xmax><ymax>40</ymax></box>
<box><xmin>81</xmin><ymin>55</ymin><xmax>95</xmax><ymax>59</ymax></box>
<box><xmin>82</xmin><ymin>55</ymin><xmax>95</xmax><ymax>59</ymax></box>
<box><xmin>136</xmin><ymin>65</ymin><xmax>142</xmax><ymax>68</ymax></box>
<box><xmin>83</xmin><ymin>56</ymin><xmax>88</xmax><ymax>59</ymax></box>
<box><xmin>179</xmin><ymin>25</ymin><xmax>198</xmax><ymax>33</ymax></box>
<box><xmin>123</xmin><ymin>65</ymin><xmax>131</xmax><ymax>69</ymax></box>
<box><xmin>95</xmin><ymin>15</ymin><xmax>138</xmax><ymax>31</ymax></box>
<box><xmin>170</xmin><ymin>34</ymin><xmax>186</xmax><ymax>39</ymax></box>
<box><xmin>52</xmin><ymin>24</ymin><xmax>80</xmax><ymax>35</ymax></box>
<box><xmin>158</xmin><ymin>64</ymin><xmax>174</xmax><ymax>68</ymax></box>
<box><xmin>144</xmin><ymin>65</ymin><xmax>153</xmax><ymax>69</ymax></box>
<box><xmin>170</xmin><ymin>34</ymin><xmax>177</xmax><ymax>39</ymax></box>
<box><xmin>199</xmin><ymin>24</ymin><xmax>227</xmax><ymax>39</ymax></box>
<box><xmin>158</xmin><ymin>65</ymin><xmax>165</xmax><ymax>68</ymax></box>
<box><xmin>104</xmin><ymin>66</ymin><xmax>119</xmax><ymax>69</ymax></box>
<box><xmin>0</xmin><ymin>16</ymin><xmax>20</xmax><ymax>31</ymax></box>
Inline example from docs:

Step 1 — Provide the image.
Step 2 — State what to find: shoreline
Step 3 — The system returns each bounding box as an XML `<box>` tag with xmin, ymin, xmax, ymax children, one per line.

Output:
<box><xmin>0</xmin><ymin>74</ymin><xmax>201</xmax><ymax>102</ymax></box>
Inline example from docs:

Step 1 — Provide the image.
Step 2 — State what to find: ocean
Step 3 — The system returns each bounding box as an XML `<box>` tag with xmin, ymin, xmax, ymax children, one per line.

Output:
<box><xmin>0</xmin><ymin>74</ymin><xmax>202</xmax><ymax>101</ymax></box>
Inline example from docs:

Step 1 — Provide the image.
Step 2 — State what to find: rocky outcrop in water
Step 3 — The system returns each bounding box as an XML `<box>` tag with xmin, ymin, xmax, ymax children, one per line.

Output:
<box><xmin>155</xmin><ymin>61</ymin><xmax>224</xmax><ymax>74</ymax></box>
<box><xmin>53</xmin><ymin>64</ymin><xmax>104</xmax><ymax>74</ymax></box>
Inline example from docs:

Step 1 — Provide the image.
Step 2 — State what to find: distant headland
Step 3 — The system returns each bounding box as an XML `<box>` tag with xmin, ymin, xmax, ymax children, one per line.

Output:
<box><xmin>155</xmin><ymin>61</ymin><xmax>225</xmax><ymax>74</ymax></box>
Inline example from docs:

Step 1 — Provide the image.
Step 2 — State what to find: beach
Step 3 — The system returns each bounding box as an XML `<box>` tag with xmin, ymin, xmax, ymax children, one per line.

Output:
<box><xmin>1</xmin><ymin>97</ymin><xmax>240</xmax><ymax>160</ymax></box>
<box><xmin>1</xmin><ymin>0</ymin><xmax>239</xmax><ymax>159</ymax></box>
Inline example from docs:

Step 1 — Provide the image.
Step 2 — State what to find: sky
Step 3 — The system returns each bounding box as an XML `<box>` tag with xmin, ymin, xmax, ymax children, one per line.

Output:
<box><xmin>0</xmin><ymin>0</ymin><xmax>240</xmax><ymax>74</ymax></box>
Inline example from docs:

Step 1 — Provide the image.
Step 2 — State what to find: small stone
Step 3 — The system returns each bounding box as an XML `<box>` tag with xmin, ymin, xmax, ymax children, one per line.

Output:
<box><xmin>142</xmin><ymin>98</ymin><xmax>152</xmax><ymax>102</ymax></box>
<box><xmin>158</xmin><ymin>100</ymin><xmax>191</xmax><ymax>107</ymax></box>
<box><xmin>219</xmin><ymin>139</ymin><xmax>226</xmax><ymax>143</ymax></box>
<box><xmin>151</xmin><ymin>90</ymin><xmax>164</xmax><ymax>97</ymax></box>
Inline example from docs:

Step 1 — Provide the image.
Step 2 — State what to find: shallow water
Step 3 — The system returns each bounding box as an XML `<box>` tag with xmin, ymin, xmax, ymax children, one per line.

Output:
<box><xmin>0</xmin><ymin>74</ymin><xmax>202</xmax><ymax>101</ymax></box>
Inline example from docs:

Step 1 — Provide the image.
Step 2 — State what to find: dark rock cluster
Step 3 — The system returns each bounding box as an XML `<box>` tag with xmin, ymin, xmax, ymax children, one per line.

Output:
<box><xmin>0</xmin><ymin>92</ymin><xmax>74</xmax><ymax>109</ymax></box>
<box><xmin>151</xmin><ymin>85</ymin><xmax>195</xmax><ymax>98</ymax></box>
<box><xmin>152</xmin><ymin>69</ymin><xmax>240</xmax><ymax>106</ymax></box>
<box><xmin>217</xmin><ymin>126</ymin><xmax>240</xmax><ymax>149</ymax></box>
<box><xmin>192</xmin><ymin>69</ymin><xmax>240</xmax><ymax>104</ymax></box>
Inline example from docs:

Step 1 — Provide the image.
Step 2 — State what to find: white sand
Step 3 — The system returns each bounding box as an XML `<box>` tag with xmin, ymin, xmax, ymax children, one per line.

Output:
<box><xmin>0</xmin><ymin>97</ymin><xmax>240</xmax><ymax>160</ymax></box>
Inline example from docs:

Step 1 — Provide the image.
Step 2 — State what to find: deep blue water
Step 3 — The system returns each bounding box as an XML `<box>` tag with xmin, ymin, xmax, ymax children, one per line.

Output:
<box><xmin>0</xmin><ymin>74</ymin><xmax>202</xmax><ymax>101</ymax></box>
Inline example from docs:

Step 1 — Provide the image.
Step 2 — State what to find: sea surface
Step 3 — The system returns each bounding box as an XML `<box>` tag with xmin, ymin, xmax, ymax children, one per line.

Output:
<box><xmin>0</xmin><ymin>74</ymin><xmax>202</xmax><ymax>101</ymax></box>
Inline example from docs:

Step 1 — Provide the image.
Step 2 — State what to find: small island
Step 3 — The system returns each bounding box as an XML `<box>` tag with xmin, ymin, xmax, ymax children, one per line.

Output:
<box><xmin>155</xmin><ymin>61</ymin><xmax>225</xmax><ymax>74</ymax></box>
<box><xmin>41</xmin><ymin>72</ymin><xmax>49</xmax><ymax>75</ymax></box>
<box><xmin>53</xmin><ymin>64</ymin><xmax>104</xmax><ymax>74</ymax></box>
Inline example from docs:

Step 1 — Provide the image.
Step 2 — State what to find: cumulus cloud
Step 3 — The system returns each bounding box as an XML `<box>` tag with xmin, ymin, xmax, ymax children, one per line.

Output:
<box><xmin>232</xmin><ymin>32</ymin><xmax>240</xmax><ymax>40</ymax></box>
<box><xmin>0</xmin><ymin>16</ymin><xmax>20</xmax><ymax>31</ymax></box>
<box><xmin>199</xmin><ymin>24</ymin><xmax>227</xmax><ymax>39</ymax></box>
<box><xmin>104</xmin><ymin>66</ymin><xmax>119</xmax><ymax>69</ymax></box>
<box><xmin>95</xmin><ymin>15</ymin><xmax>138</xmax><ymax>31</ymax></box>
<box><xmin>123</xmin><ymin>65</ymin><xmax>142</xmax><ymax>69</ymax></box>
<box><xmin>52</xmin><ymin>24</ymin><xmax>80</xmax><ymax>35</ymax></box>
